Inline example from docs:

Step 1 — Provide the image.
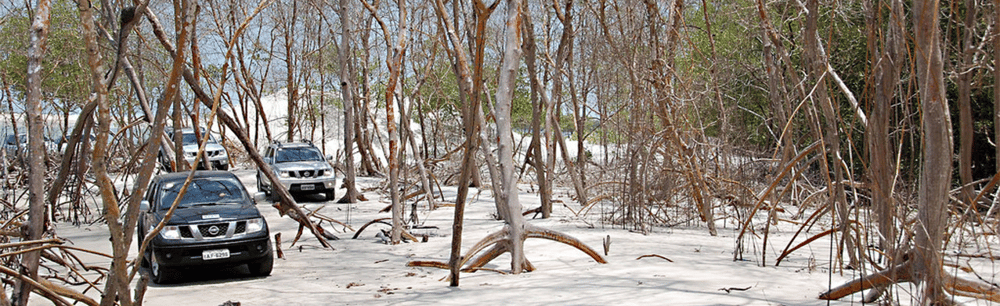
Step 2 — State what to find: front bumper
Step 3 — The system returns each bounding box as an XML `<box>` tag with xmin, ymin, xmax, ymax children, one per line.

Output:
<box><xmin>185</xmin><ymin>155</ymin><xmax>229</xmax><ymax>170</ymax></box>
<box><xmin>272</xmin><ymin>176</ymin><xmax>337</xmax><ymax>194</ymax></box>
<box><xmin>151</xmin><ymin>235</ymin><xmax>271</xmax><ymax>269</ymax></box>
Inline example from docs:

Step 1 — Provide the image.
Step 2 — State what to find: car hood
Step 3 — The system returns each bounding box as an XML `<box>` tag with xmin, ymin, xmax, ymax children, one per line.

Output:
<box><xmin>272</xmin><ymin>161</ymin><xmax>331</xmax><ymax>171</ymax></box>
<box><xmin>182</xmin><ymin>143</ymin><xmax>226</xmax><ymax>154</ymax></box>
<box><xmin>157</xmin><ymin>203</ymin><xmax>261</xmax><ymax>225</ymax></box>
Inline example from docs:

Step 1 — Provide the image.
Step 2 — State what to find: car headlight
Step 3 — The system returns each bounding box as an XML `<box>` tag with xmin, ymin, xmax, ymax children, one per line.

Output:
<box><xmin>246</xmin><ymin>218</ymin><xmax>265</xmax><ymax>233</ymax></box>
<box><xmin>322</xmin><ymin>169</ymin><xmax>334</xmax><ymax>177</ymax></box>
<box><xmin>279</xmin><ymin>171</ymin><xmax>290</xmax><ymax>178</ymax></box>
<box><xmin>160</xmin><ymin>225</ymin><xmax>182</xmax><ymax>239</ymax></box>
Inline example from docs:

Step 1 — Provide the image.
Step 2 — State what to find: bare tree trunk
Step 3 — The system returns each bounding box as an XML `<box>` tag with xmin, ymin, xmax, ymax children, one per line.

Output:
<box><xmin>285</xmin><ymin>0</ymin><xmax>299</xmax><ymax>142</ymax></box>
<box><xmin>803</xmin><ymin>0</ymin><xmax>857</xmax><ymax>268</ymax></box>
<box><xmin>432</xmin><ymin>0</ymin><xmax>491</xmax><ymax>285</ymax></box>
<box><xmin>868</xmin><ymin>0</ymin><xmax>905</xmax><ymax>262</ymax></box>
<box><xmin>912</xmin><ymin>0</ymin><xmax>952</xmax><ymax>302</ymax></box>
<box><xmin>338</xmin><ymin>0</ymin><xmax>362</xmax><ymax>203</ymax></box>
<box><xmin>520</xmin><ymin>9</ymin><xmax>550</xmax><ymax>218</ymax></box>
<box><xmin>957</xmin><ymin>0</ymin><xmax>977</xmax><ymax>204</ymax></box>
<box><xmin>12</xmin><ymin>0</ymin><xmax>52</xmax><ymax>304</ymax></box>
<box><xmin>996</xmin><ymin>0</ymin><xmax>1000</xmax><ymax>174</ymax></box>
<box><xmin>495</xmin><ymin>0</ymin><xmax>526</xmax><ymax>273</ymax></box>
<box><xmin>386</xmin><ymin>4</ymin><xmax>407</xmax><ymax>244</ymax></box>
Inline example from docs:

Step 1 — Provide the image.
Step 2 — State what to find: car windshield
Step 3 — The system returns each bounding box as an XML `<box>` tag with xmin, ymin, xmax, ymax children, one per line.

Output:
<box><xmin>158</xmin><ymin>177</ymin><xmax>245</xmax><ymax>209</ymax></box>
<box><xmin>275</xmin><ymin>147</ymin><xmax>324</xmax><ymax>163</ymax></box>
<box><xmin>179</xmin><ymin>132</ymin><xmax>217</xmax><ymax>146</ymax></box>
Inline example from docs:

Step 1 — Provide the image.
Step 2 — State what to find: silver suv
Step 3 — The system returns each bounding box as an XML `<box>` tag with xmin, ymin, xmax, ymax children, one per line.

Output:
<box><xmin>257</xmin><ymin>141</ymin><xmax>336</xmax><ymax>200</ymax></box>
<box><xmin>159</xmin><ymin>128</ymin><xmax>230</xmax><ymax>171</ymax></box>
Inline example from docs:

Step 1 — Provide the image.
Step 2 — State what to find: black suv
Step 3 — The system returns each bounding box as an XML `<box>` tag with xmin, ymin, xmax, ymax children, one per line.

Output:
<box><xmin>138</xmin><ymin>171</ymin><xmax>273</xmax><ymax>283</ymax></box>
<box><xmin>257</xmin><ymin>141</ymin><xmax>337</xmax><ymax>200</ymax></box>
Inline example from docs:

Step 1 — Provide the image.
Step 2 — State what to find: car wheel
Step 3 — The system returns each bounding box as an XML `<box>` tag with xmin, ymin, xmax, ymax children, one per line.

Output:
<box><xmin>247</xmin><ymin>253</ymin><xmax>273</xmax><ymax>277</ymax></box>
<box><xmin>256</xmin><ymin>176</ymin><xmax>269</xmax><ymax>195</ymax></box>
<box><xmin>325</xmin><ymin>191</ymin><xmax>335</xmax><ymax>201</ymax></box>
<box><xmin>217</xmin><ymin>164</ymin><xmax>229</xmax><ymax>171</ymax></box>
<box><xmin>137</xmin><ymin>232</ymin><xmax>150</xmax><ymax>268</ymax></box>
<box><xmin>150</xmin><ymin>250</ymin><xmax>177</xmax><ymax>284</ymax></box>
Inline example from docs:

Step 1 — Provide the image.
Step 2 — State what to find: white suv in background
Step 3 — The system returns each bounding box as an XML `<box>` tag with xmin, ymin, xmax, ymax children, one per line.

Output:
<box><xmin>159</xmin><ymin>128</ymin><xmax>230</xmax><ymax>171</ymax></box>
<box><xmin>257</xmin><ymin>141</ymin><xmax>337</xmax><ymax>200</ymax></box>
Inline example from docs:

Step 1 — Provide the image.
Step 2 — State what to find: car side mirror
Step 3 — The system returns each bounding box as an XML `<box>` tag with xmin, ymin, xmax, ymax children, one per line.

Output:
<box><xmin>263</xmin><ymin>157</ymin><xmax>273</xmax><ymax>164</ymax></box>
<box><xmin>326</xmin><ymin>155</ymin><xmax>334</xmax><ymax>162</ymax></box>
<box><xmin>253</xmin><ymin>192</ymin><xmax>266</xmax><ymax>202</ymax></box>
<box><xmin>140</xmin><ymin>200</ymin><xmax>150</xmax><ymax>212</ymax></box>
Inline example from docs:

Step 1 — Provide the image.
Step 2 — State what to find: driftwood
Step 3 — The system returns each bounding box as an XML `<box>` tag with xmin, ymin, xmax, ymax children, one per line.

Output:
<box><xmin>719</xmin><ymin>286</ymin><xmax>752</xmax><ymax>293</ymax></box>
<box><xmin>636</xmin><ymin>254</ymin><xmax>673</xmax><ymax>262</ymax></box>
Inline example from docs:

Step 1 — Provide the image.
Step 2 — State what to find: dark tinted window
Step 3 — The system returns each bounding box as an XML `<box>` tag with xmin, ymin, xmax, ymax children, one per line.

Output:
<box><xmin>181</xmin><ymin>132</ymin><xmax>217</xmax><ymax>146</ymax></box>
<box><xmin>157</xmin><ymin>177</ymin><xmax>245</xmax><ymax>209</ymax></box>
<box><xmin>275</xmin><ymin>147</ymin><xmax>323</xmax><ymax>163</ymax></box>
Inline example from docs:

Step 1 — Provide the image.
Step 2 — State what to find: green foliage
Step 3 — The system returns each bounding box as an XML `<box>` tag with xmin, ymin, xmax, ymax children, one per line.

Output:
<box><xmin>0</xmin><ymin>1</ymin><xmax>90</xmax><ymax>112</ymax></box>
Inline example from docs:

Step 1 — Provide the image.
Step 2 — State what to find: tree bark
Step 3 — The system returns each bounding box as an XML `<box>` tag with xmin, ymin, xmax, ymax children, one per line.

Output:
<box><xmin>495</xmin><ymin>0</ymin><xmax>526</xmax><ymax>273</ymax></box>
<box><xmin>957</xmin><ymin>0</ymin><xmax>977</xmax><ymax>204</ymax></box>
<box><xmin>803</xmin><ymin>0</ymin><xmax>856</xmax><ymax>268</ymax></box>
<box><xmin>520</xmin><ymin>8</ymin><xmax>550</xmax><ymax>218</ymax></box>
<box><xmin>912</xmin><ymin>0</ymin><xmax>952</xmax><ymax>302</ymax></box>
<box><xmin>385</xmin><ymin>0</ymin><xmax>407</xmax><ymax>244</ymax></box>
<box><xmin>284</xmin><ymin>0</ymin><xmax>299</xmax><ymax>142</ymax></box>
<box><xmin>996</xmin><ymin>0</ymin><xmax>1000</xmax><ymax>174</ymax></box>
<box><xmin>868</xmin><ymin>0</ymin><xmax>905</xmax><ymax>258</ymax></box>
<box><xmin>337</xmin><ymin>0</ymin><xmax>361</xmax><ymax>203</ymax></box>
<box><xmin>13</xmin><ymin>0</ymin><xmax>52</xmax><ymax>304</ymax></box>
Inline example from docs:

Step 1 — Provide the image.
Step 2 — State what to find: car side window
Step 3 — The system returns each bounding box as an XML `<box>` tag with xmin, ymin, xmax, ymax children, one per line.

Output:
<box><xmin>144</xmin><ymin>183</ymin><xmax>158</xmax><ymax>211</ymax></box>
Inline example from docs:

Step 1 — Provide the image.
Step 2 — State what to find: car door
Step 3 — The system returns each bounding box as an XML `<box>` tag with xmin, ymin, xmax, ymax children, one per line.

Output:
<box><xmin>138</xmin><ymin>180</ymin><xmax>158</xmax><ymax>243</ymax></box>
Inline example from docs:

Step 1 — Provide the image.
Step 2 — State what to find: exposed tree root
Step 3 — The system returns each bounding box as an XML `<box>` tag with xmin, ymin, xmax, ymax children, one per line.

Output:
<box><xmin>774</xmin><ymin>228</ymin><xmax>833</xmax><ymax>266</ymax></box>
<box><xmin>820</xmin><ymin>259</ymin><xmax>1000</xmax><ymax>303</ymax></box>
<box><xmin>0</xmin><ymin>265</ymin><xmax>75</xmax><ymax>306</ymax></box>
<box><xmin>944</xmin><ymin>274</ymin><xmax>1000</xmax><ymax>302</ymax></box>
<box><xmin>820</xmin><ymin>261</ymin><xmax>912</xmax><ymax>300</ymax></box>
<box><xmin>352</xmin><ymin>218</ymin><xmax>392</xmax><ymax>239</ymax></box>
<box><xmin>524</xmin><ymin>226</ymin><xmax>607</xmax><ymax>264</ymax></box>
<box><xmin>407</xmin><ymin>224</ymin><xmax>606</xmax><ymax>275</ymax></box>
<box><xmin>636</xmin><ymin>254</ymin><xmax>673</xmax><ymax>262</ymax></box>
<box><xmin>407</xmin><ymin>261</ymin><xmax>450</xmax><ymax>269</ymax></box>
<box><xmin>351</xmin><ymin>218</ymin><xmax>423</xmax><ymax>242</ymax></box>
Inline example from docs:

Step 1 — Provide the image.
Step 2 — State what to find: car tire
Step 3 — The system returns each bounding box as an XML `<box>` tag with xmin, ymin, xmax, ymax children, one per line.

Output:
<box><xmin>137</xmin><ymin>232</ymin><xmax>150</xmax><ymax>268</ymax></box>
<box><xmin>150</xmin><ymin>250</ymin><xmax>177</xmax><ymax>284</ymax></box>
<box><xmin>247</xmin><ymin>253</ymin><xmax>273</xmax><ymax>277</ymax></box>
<box><xmin>256</xmin><ymin>176</ymin><xmax>269</xmax><ymax>195</ymax></box>
<box><xmin>325</xmin><ymin>191</ymin><xmax>335</xmax><ymax>201</ymax></box>
<box><xmin>217</xmin><ymin>164</ymin><xmax>229</xmax><ymax>171</ymax></box>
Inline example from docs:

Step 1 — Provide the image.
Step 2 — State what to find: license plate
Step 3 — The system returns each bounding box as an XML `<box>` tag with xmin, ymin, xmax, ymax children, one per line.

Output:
<box><xmin>300</xmin><ymin>184</ymin><xmax>315</xmax><ymax>191</ymax></box>
<box><xmin>202</xmin><ymin>249</ymin><xmax>230</xmax><ymax>260</ymax></box>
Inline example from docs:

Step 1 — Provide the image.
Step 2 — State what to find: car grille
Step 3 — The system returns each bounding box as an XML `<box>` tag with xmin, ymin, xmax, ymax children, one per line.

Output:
<box><xmin>198</xmin><ymin>223</ymin><xmax>229</xmax><ymax>238</ymax></box>
<box><xmin>180</xmin><ymin>226</ymin><xmax>193</xmax><ymax>238</ymax></box>
<box><xmin>207</xmin><ymin>150</ymin><xmax>224</xmax><ymax>157</ymax></box>
<box><xmin>290</xmin><ymin>170</ymin><xmax>323</xmax><ymax>178</ymax></box>
<box><xmin>173</xmin><ymin>220</ymin><xmax>255</xmax><ymax>240</ymax></box>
